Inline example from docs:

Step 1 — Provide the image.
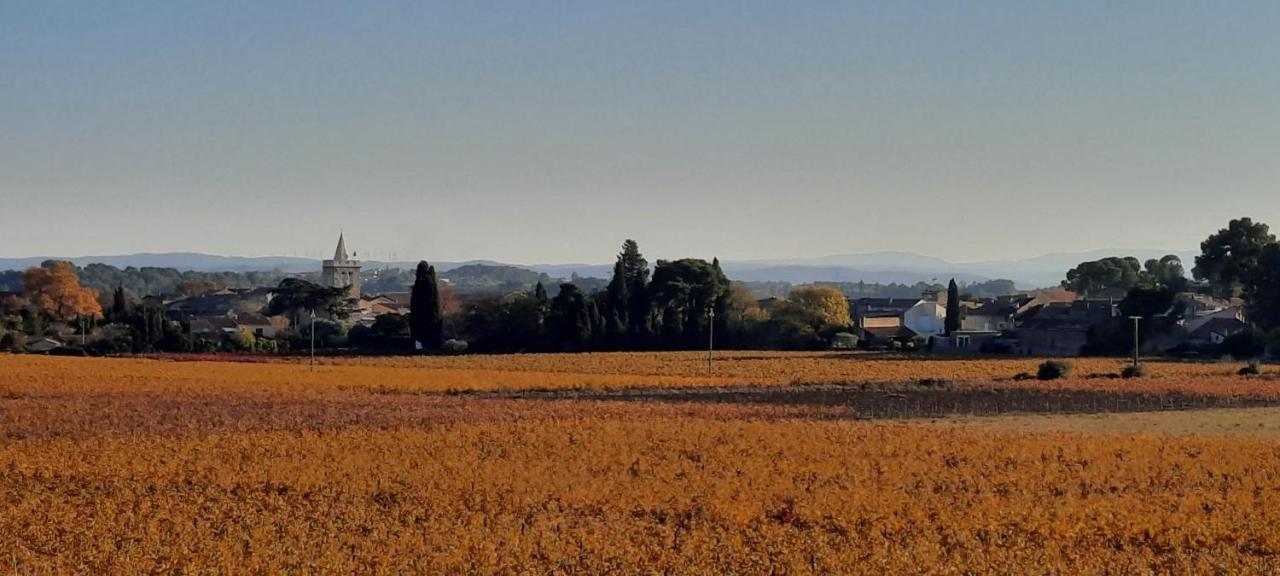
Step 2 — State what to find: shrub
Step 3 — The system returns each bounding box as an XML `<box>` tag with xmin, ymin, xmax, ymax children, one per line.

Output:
<box><xmin>1239</xmin><ymin>361</ymin><xmax>1262</xmax><ymax>376</ymax></box>
<box><xmin>1037</xmin><ymin>360</ymin><xmax>1072</xmax><ymax>381</ymax></box>
<box><xmin>1121</xmin><ymin>364</ymin><xmax>1148</xmax><ymax>379</ymax></box>
<box><xmin>1220</xmin><ymin>329</ymin><xmax>1266</xmax><ymax>359</ymax></box>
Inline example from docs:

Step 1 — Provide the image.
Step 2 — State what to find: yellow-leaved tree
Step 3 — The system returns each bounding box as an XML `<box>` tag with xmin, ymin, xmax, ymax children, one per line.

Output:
<box><xmin>23</xmin><ymin>261</ymin><xmax>103</xmax><ymax>322</ymax></box>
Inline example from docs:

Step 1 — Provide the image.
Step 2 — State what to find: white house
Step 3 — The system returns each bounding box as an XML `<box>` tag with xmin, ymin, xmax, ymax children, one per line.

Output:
<box><xmin>903</xmin><ymin>300</ymin><xmax>946</xmax><ymax>337</ymax></box>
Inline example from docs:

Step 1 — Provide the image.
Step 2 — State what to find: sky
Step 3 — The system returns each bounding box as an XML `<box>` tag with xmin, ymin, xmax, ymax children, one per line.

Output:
<box><xmin>2</xmin><ymin>1</ymin><xmax>1279</xmax><ymax>265</ymax></box>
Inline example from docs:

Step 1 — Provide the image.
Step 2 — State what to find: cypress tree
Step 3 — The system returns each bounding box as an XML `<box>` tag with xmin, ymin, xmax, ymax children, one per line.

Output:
<box><xmin>604</xmin><ymin>260</ymin><xmax>629</xmax><ymax>339</ymax></box>
<box><xmin>112</xmin><ymin>286</ymin><xmax>129</xmax><ymax>320</ymax></box>
<box><xmin>944</xmin><ymin>278</ymin><xmax>962</xmax><ymax>336</ymax></box>
<box><xmin>533</xmin><ymin>281</ymin><xmax>549</xmax><ymax>308</ymax></box>
<box><xmin>410</xmin><ymin>261</ymin><xmax>444</xmax><ymax>350</ymax></box>
<box><xmin>619</xmin><ymin>240</ymin><xmax>651</xmax><ymax>341</ymax></box>
<box><xmin>548</xmin><ymin>283</ymin><xmax>591</xmax><ymax>350</ymax></box>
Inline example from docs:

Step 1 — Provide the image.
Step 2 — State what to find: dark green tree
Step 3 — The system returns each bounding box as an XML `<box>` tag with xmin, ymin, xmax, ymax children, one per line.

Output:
<box><xmin>547</xmin><ymin>283</ymin><xmax>592</xmax><ymax>350</ymax></box>
<box><xmin>410</xmin><ymin>261</ymin><xmax>444</xmax><ymax>350</ymax></box>
<box><xmin>1244</xmin><ymin>243</ymin><xmax>1280</xmax><ymax>332</ymax></box>
<box><xmin>1194</xmin><ymin>218</ymin><xmax>1276</xmax><ymax>297</ymax></box>
<box><xmin>111</xmin><ymin>285</ymin><xmax>131</xmax><ymax>321</ymax></box>
<box><xmin>533</xmin><ymin>281</ymin><xmax>549</xmax><ymax>309</ymax></box>
<box><xmin>619</xmin><ymin>240</ymin><xmax>651</xmax><ymax>341</ymax></box>
<box><xmin>649</xmin><ymin>258</ymin><xmax>729</xmax><ymax>349</ymax></box>
<box><xmin>1062</xmin><ymin>257</ymin><xmax>1145</xmax><ymax>296</ymax></box>
<box><xmin>944</xmin><ymin>278</ymin><xmax>962</xmax><ymax>335</ymax></box>
<box><xmin>604</xmin><ymin>260</ymin><xmax>629</xmax><ymax>340</ymax></box>
<box><xmin>268</xmin><ymin>278</ymin><xmax>351</xmax><ymax>321</ymax></box>
<box><xmin>1143</xmin><ymin>255</ymin><xmax>1189</xmax><ymax>292</ymax></box>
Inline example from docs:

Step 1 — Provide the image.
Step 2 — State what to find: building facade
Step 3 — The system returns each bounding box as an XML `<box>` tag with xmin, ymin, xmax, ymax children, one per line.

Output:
<box><xmin>321</xmin><ymin>233</ymin><xmax>362</xmax><ymax>297</ymax></box>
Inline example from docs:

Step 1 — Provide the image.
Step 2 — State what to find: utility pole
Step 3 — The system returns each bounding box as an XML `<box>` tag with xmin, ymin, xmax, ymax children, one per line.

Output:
<box><xmin>706</xmin><ymin>307</ymin><xmax>715</xmax><ymax>377</ymax></box>
<box><xmin>309</xmin><ymin>309</ymin><xmax>316</xmax><ymax>371</ymax></box>
<box><xmin>1128</xmin><ymin>316</ymin><xmax>1142</xmax><ymax>367</ymax></box>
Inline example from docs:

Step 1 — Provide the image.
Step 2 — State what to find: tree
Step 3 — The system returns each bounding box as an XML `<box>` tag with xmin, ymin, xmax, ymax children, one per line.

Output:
<box><xmin>1244</xmin><ymin>243</ymin><xmax>1280</xmax><ymax>332</ymax></box>
<box><xmin>619</xmin><ymin>240</ymin><xmax>651</xmax><ymax>340</ymax></box>
<box><xmin>944</xmin><ymin>278</ymin><xmax>962</xmax><ymax>335</ymax></box>
<box><xmin>1062</xmin><ymin>257</ymin><xmax>1144</xmax><ymax>296</ymax></box>
<box><xmin>649</xmin><ymin>258</ymin><xmax>729</xmax><ymax>348</ymax></box>
<box><xmin>23</xmin><ymin>261</ymin><xmax>103</xmax><ymax>322</ymax></box>
<box><xmin>777</xmin><ymin>286</ymin><xmax>850</xmax><ymax>330</ymax></box>
<box><xmin>1143</xmin><ymin>255</ymin><xmax>1189</xmax><ymax>293</ymax></box>
<box><xmin>603</xmin><ymin>260</ymin><xmax>629</xmax><ymax>340</ymax></box>
<box><xmin>268</xmin><ymin>278</ymin><xmax>351</xmax><ymax>321</ymax></box>
<box><xmin>410</xmin><ymin>261</ymin><xmax>444</xmax><ymax>350</ymax></box>
<box><xmin>1194</xmin><ymin>218</ymin><xmax>1276</xmax><ymax>297</ymax></box>
<box><xmin>110</xmin><ymin>285</ymin><xmax>131</xmax><ymax>321</ymax></box>
<box><xmin>547</xmin><ymin>283</ymin><xmax>592</xmax><ymax>350</ymax></box>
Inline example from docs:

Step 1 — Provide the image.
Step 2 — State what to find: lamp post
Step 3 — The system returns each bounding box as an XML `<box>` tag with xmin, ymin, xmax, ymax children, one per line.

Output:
<box><xmin>706</xmin><ymin>307</ymin><xmax>715</xmax><ymax>377</ymax></box>
<box><xmin>309</xmin><ymin>309</ymin><xmax>316</xmax><ymax>371</ymax></box>
<box><xmin>1128</xmin><ymin>316</ymin><xmax>1142</xmax><ymax>368</ymax></box>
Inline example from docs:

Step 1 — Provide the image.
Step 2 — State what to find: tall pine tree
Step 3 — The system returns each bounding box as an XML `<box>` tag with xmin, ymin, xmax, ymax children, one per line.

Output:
<box><xmin>604</xmin><ymin>260</ymin><xmax>629</xmax><ymax>340</ymax></box>
<box><xmin>618</xmin><ymin>240</ymin><xmax>651</xmax><ymax>342</ymax></box>
<box><xmin>410</xmin><ymin>261</ymin><xmax>444</xmax><ymax>350</ymax></box>
<box><xmin>944</xmin><ymin>278</ymin><xmax>962</xmax><ymax>336</ymax></box>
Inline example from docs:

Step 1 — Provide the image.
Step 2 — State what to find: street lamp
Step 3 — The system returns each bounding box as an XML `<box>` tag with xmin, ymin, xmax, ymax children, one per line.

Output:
<box><xmin>309</xmin><ymin>309</ymin><xmax>316</xmax><ymax>371</ymax></box>
<box><xmin>706</xmin><ymin>307</ymin><xmax>715</xmax><ymax>376</ymax></box>
<box><xmin>1128</xmin><ymin>316</ymin><xmax>1142</xmax><ymax>368</ymax></box>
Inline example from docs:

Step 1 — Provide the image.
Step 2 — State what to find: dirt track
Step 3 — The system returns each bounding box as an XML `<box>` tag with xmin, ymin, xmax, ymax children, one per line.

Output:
<box><xmin>458</xmin><ymin>383</ymin><xmax>1280</xmax><ymax>419</ymax></box>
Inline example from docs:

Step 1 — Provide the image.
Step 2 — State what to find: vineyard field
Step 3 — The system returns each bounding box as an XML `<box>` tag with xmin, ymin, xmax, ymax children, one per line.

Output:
<box><xmin>2</xmin><ymin>352</ymin><xmax>1279</xmax><ymax>573</ymax></box>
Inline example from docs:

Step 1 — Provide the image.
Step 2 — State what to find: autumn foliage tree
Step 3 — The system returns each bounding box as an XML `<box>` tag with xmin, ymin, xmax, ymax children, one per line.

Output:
<box><xmin>777</xmin><ymin>286</ymin><xmax>850</xmax><ymax>332</ymax></box>
<box><xmin>23</xmin><ymin>261</ymin><xmax>103</xmax><ymax>322</ymax></box>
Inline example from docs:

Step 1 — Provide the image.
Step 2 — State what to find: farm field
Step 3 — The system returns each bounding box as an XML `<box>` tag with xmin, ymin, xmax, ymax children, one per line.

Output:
<box><xmin>2</xmin><ymin>352</ymin><xmax>1280</xmax><ymax>573</ymax></box>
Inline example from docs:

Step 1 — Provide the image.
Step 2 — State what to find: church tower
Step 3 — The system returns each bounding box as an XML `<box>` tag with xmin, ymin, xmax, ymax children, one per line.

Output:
<box><xmin>321</xmin><ymin>233</ymin><xmax>362</xmax><ymax>297</ymax></box>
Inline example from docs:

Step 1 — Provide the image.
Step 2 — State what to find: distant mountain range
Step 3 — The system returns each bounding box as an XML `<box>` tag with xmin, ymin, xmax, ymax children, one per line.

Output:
<box><xmin>0</xmin><ymin>249</ymin><xmax>1198</xmax><ymax>289</ymax></box>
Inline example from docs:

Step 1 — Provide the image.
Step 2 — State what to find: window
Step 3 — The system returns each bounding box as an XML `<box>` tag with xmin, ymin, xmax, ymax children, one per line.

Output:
<box><xmin>956</xmin><ymin>335</ymin><xmax>971</xmax><ymax>349</ymax></box>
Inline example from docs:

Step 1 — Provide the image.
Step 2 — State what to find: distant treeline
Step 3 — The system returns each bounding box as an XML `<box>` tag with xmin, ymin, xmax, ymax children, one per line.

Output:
<box><xmin>0</xmin><ymin>262</ymin><xmax>295</xmax><ymax>298</ymax></box>
<box><xmin>742</xmin><ymin>279</ymin><xmax>1018</xmax><ymax>300</ymax></box>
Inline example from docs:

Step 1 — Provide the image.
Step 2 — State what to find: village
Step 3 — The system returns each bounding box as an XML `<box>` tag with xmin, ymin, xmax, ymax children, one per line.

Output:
<box><xmin>0</xmin><ymin>229</ymin><xmax>1261</xmax><ymax>360</ymax></box>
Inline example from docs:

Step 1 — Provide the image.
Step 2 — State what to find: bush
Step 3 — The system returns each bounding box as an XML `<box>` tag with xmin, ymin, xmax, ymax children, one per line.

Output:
<box><xmin>1220</xmin><ymin>329</ymin><xmax>1266</xmax><ymax>359</ymax></box>
<box><xmin>1121</xmin><ymin>364</ymin><xmax>1148</xmax><ymax>379</ymax></box>
<box><xmin>1037</xmin><ymin>360</ymin><xmax>1072</xmax><ymax>381</ymax></box>
<box><xmin>1239</xmin><ymin>361</ymin><xmax>1262</xmax><ymax>376</ymax></box>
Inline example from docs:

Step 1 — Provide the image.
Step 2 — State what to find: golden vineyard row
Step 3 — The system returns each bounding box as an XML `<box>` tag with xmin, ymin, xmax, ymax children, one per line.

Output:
<box><xmin>2</xmin><ymin>353</ymin><xmax>1276</xmax><ymax>397</ymax></box>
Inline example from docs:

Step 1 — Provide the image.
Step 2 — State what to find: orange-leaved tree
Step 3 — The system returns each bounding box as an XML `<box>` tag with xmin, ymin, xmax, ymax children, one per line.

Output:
<box><xmin>23</xmin><ymin>261</ymin><xmax>103</xmax><ymax>321</ymax></box>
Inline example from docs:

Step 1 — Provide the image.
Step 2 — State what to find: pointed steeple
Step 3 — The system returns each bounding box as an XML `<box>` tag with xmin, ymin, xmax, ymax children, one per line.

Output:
<box><xmin>334</xmin><ymin>232</ymin><xmax>349</xmax><ymax>262</ymax></box>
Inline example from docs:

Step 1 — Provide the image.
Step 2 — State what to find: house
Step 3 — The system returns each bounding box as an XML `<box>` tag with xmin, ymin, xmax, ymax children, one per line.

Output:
<box><xmin>961</xmin><ymin>298</ymin><xmax>1025</xmax><ymax>332</ymax></box>
<box><xmin>935</xmin><ymin>330</ymin><xmax>1007</xmax><ymax>353</ymax></box>
<box><xmin>235</xmin><ymin>313</ymin><xmax>287</xmax><ymax>338</ymax></box>
<box><xmin>190</xmin><ymin>316</ymin><xmax>241</xmax><ymax>338</ymax></box>
<box><xmin>851</xmin><ymin>298</ymin><xmax>920</xmax><ymax>330</ymax></box>
<box><xmin>1183</xmin><ymin>306</ymin><xmax>1245</xmax><ymax>334</ymax></box>
<box><xmin>1015</xmin><ymin>300</ymin><xmax>1115</xmax><ymax>356</ymax></box>
<box><xmin>902</xmin><ymin>299</ymin><xmax>946</xmax><ymax>337</ymax></box>
<box><xmin>166</xmin><ymin>287</ymin><xmax>273</xmax><ymax>320</ymax></box>
<box><xmin>862</xmin><ymin>325</ymin><xmax>917</xmax><ymax>346</ymax></box>
<box><xmin>24</xmin><ymin>337</ymin><xmax>64</xmax><ymax>353</ymax></box>
<box><xmin>1188</xmin><ymin>317</ymin><xmax>1249</xmax><ymax>345</ymax></box>
<box><xmin>851</xmin><ymin>294</ymin><xmax>947</xmax><ymax>340</ymax></box>
<box><xmin>1179</xmin><ymin>293</ymin><xmax>1234</xmax><ymax>317</ymax></box>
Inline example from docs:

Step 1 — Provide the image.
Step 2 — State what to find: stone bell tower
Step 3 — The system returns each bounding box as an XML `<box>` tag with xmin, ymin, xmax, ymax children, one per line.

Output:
<box><xmin>320</xmin><ymin>233</ymin><xmax>362</xmax><ymax>297</ymax></box>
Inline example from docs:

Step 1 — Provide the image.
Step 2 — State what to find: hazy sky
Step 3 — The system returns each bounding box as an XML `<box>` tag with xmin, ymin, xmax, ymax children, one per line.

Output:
<box><xmin>2</xmin><ymin>1</ymin><xmax>1278</xmax><ymax>264</ymax></box>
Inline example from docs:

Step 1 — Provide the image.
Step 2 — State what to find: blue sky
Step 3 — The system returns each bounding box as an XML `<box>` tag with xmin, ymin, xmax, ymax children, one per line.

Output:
<box><xmin>2</xmin><ymin>1</ymin><xmax>1278</xmax><ymax>263</ymax></box>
